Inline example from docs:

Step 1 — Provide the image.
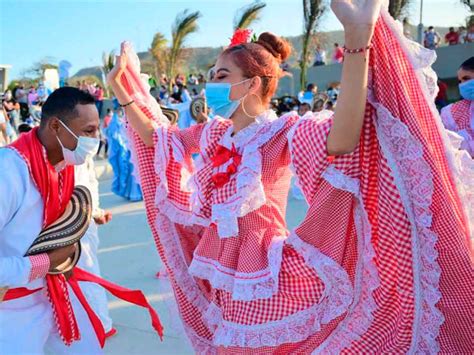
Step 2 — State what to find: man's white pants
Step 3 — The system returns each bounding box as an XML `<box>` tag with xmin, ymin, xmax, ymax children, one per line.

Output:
<box><xmin>77</xmin><ymin>221</ymin><xmax>113</xmax><ymax>332</ymax></box>
<box><xmin>0</xmin><ymin>284</ymin><xmax>102</xmax><ymax>354</ymax></box>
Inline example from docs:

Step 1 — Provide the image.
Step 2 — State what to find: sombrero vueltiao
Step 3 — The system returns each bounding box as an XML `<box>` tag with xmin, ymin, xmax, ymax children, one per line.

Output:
<box><xmin>160</xmin><ymin>106</ymin><xmax>179</xmax><ymax>125</ymax></box>
<box><xmin>190</xmin><ymin>97</ymin><xmax>207</xmax><ymax>121</ymax></box>
<box><xmin>0</xmin><ymin>185</ymin><xmax>92</xmax><ymax>301</ymax></box>
<box><xmin>25</xmin><ymin>185</ymin><xmax>92</xmax><ymax>274</ymax></box>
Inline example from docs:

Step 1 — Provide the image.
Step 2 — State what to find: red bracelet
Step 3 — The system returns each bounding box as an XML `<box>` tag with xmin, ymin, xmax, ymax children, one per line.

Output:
<box><xmin>343</xmin><ymin>45</ymin><xmax>372</xmax><ymax>54</ymax></box>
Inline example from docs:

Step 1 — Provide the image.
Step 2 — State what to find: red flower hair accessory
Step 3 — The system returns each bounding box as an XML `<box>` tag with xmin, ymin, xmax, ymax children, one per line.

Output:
<box><xmin>229</xmin><ymin>28</ymin><xmax>254</xmax><ymax>47</ymax></box>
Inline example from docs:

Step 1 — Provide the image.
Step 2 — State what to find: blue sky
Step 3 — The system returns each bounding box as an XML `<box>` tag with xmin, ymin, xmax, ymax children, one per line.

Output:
<box><xmin>0</xmin><ymin>0</ymin><xmax>471</xmax><ymax>80</ymax></box>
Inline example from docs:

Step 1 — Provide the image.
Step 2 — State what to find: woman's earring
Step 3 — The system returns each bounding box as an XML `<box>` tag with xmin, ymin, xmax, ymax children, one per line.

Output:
<box><xmin>241</xmin><ymin>93</ymin><xmax>263</xmax><ymax>118</ymax></box>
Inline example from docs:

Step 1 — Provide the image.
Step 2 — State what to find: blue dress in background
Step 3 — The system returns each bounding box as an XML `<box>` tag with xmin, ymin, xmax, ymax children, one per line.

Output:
<box><xmin>106</xmin><ymin>113</ymin><xmax>143</xmax><ymax>201</ymax></box>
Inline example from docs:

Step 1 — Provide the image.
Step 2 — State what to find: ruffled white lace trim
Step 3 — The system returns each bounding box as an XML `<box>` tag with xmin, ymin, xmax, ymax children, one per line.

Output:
<box><xmin>154</xmin><ymin>126</ymin><xmax>211</xmax><ymax>227</ymax></box>
<box><xmin>198</xmin><ymin>231</ymin><xmax>353</xmax><ymax>348</ymax></box>
<box><xmin>314</xmin><ymin>167</ymin><xmax>380</xmax><ymax>354</ymax></box>
<box><xmin>188</xmin><ymin>236</ymin><xmax>286</xmax><ymax>301</ymax></box>
<box><xmin>192</xmin><ymin>111</ymin><xmax>289</xmax><ymax>238</ymax></box>
<box><xmin>371</xmin><ymin>97</ymin><xmax>444</xmax><ymax>354</ymax></box>
<box><xmin>374</xmin><ymin>10</ymin><xmax>447</xmax><ymax>353</ymax></box>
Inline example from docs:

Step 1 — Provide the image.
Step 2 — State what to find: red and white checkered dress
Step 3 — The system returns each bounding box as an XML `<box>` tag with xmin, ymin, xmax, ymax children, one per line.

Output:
<box><xmin>440</xmin><ymin>99</ymin><xmax>474</xmax><ymax>157</ymax></box>
<box><xmin>119</xmin><ymin>9</ymin><xmax>473</xmax><ymax>354</ymax></box>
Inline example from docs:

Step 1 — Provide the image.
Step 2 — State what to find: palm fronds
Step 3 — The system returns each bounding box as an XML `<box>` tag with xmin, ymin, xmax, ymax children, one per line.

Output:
<box><xmin>234</xmin><ymin>1</ymin><xmax>267</xmax><ymax>30</ymax></box>
<box><xmin>167</xmin><ymin>10</ymin><xmax>202</xmax><ymax>90</ymax></box>
<box><xmin>299</xmin><ymin>0</ymin><xmax>325</xmax><ymax>90</ymax></box>
<box><xmin>388</xmin><ymin>0</ymin><xmax>412</xmax><ymax>19</ymax></box>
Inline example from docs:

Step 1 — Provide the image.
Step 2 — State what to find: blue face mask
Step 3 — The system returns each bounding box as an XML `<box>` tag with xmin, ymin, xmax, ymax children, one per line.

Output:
<box><xmin>205</xmin><ymin>79</ymin><xmax>250</xmax><ymax>118</ymax></box>
<box><xmin>459</xmin><ymin>79</ymin><xmax>474</xmax><ymax>101</ymax></box>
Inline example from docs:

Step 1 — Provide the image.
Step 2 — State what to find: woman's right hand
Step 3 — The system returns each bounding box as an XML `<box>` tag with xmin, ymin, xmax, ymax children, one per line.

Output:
<box><xmin>107</xmin><ymin>46</ymin><xmax>128</xmax><ymax>86</ymax></box>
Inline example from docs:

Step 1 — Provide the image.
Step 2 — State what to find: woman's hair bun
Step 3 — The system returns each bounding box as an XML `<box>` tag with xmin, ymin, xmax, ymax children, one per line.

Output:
<box><xmin>256</xmin><ymin>32</ymin><xmax>291</xmax><ymax>62</ymax></box>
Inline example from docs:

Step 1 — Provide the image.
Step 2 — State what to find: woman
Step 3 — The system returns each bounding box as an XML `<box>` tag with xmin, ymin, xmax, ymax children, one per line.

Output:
<box><xmin>106</xmin><ymin>109</ymin><xmax>143</xmax><ymax>201</ymax></box>
<box><xmin>108</xmin><ymin>0</ymin><xmax>472</xmax><ymax>353</ymax></box>
<box><xmin>441</xmin><ymin>56</ymin><xmax>473</xmax><ymax>157</ymax></box>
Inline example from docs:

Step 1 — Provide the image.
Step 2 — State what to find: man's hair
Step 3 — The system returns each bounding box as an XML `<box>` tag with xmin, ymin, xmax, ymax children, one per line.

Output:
<box><xmin>460</xmin><ymin>56</ymin><xmax>474</xmax><ymax>71</ymax></box>
<box><xmin>40</xmin><ymin>87</ymin><xmax>95</xmax><ymax>126</ymax></box>
<box><xmin>428</xmin><ymin>26</ymin><xmax>434</xmax><ymax>30</ymax></box>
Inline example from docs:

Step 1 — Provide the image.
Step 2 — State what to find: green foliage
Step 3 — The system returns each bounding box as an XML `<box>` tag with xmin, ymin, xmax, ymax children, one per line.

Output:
<box><xmin>234</xmin><ymin>1</ymin><xmax>267</xmax><ymax>30</ymax></box>
<box><xmin>299</xmin><ymin>0</ymin><xmax>326</xmax><ymax>91</ymax></box>
<box><xmin>388</xmin><ymin>0</ymin><xmax>412</xmax><ymax>19</ymax></box>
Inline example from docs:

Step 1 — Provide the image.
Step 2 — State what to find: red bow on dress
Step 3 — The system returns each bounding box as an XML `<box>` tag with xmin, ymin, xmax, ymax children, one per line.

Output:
<box><xmin>211</xmin><ymin>144</ymin><xmax>242</xmax><ymax>188</ymax></box>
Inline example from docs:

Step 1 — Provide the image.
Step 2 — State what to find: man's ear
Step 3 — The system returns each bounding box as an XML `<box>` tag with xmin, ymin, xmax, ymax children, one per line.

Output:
<box><xmin>48</xmin><ymin>117</ymin><xmax>61</xmax><ymax>135</ymax></box>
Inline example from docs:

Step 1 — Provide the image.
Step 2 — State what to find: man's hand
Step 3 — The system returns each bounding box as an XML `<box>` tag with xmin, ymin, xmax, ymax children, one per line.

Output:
<box><xmin>94</xmin><ymin>210</ymin><xmax>112</xmax><ymax>225</ymax></box>
<box><xmin>46</xmin><ymin>244</ymin><xmax>77</xmax><ymax>272</ymax></box>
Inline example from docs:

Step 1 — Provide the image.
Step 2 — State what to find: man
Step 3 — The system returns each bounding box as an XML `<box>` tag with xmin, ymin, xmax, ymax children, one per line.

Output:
<box><xmin>445</xmin><ymin>27</ymin><xmax>459</xmax><ymax>45</ymax></box>
<box><xmin>0</xmin><ymin>87</ymin><xmax>103</xmax><ymax>353</ymax></box>
<box><xmin>313</xmin><ymin>45</ymin><xmax>326</xmax><ymax>66</ymax></box>
<box><xmin>424</xmin><ymin>26</ymin><xmax>441</xmax><ymax>49</ymax></box>
<box><xmin>441</xmin><ymin>56</ymin><xmax>474</xmax><ymax>157</ymax></box>
<box><xmin>332</xmin><ymin>42</ymin><xmax>344</xmax><ymax>63</ymax></box>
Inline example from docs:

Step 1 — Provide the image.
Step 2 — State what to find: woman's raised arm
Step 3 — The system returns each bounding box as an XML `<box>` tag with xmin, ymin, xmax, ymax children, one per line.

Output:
<box><xmin>107</xmin><ymin>45</ymin><xmax>156</xmax><ymax>147</ymax></box>
<box><xmin>326</xmin><ymin>0</ymin><xmax>382</xmax><ymax>155</ymax></box>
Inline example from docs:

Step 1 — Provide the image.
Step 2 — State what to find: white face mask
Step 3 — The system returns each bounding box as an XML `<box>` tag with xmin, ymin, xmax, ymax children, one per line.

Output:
<box><xmin>56</xmin><ymin>120</ymin><xmax>99</xmax><ymax>165</ymax></box>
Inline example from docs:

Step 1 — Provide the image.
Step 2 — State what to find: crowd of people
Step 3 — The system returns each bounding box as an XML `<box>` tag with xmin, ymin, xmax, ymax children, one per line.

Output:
<box><xmin>423</xmin><ymin>24</ymin><xmax>474</xmax><ymax>49</ymax></box>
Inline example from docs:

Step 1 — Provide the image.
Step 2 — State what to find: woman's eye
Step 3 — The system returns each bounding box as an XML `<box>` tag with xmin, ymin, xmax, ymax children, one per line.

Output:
<box><xmin>216</xmin><ymin>76</ymin><xmax>226</xmax><ymax>80</ymax></box>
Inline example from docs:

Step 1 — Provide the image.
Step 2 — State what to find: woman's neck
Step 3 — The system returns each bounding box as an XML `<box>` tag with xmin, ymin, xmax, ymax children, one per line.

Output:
<box><xmin>230</xmin><ymin>107</ymin><xmax>266</xmax><ymax>135</ymax></box>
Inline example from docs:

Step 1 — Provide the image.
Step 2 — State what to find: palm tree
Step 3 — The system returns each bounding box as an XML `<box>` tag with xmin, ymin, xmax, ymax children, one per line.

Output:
<box><xmin>388</xmin><ymin>0</ymin><xmax>412</xmax><ymax>19</ymax></box>
<box><xmin>233</xmin><ymin>1</ymin><xmax>267</xmax><ymax>30</ymax></box>
<box><xmin>150</xmin><ymin>32</ymin><xmax>168</xmax><ymax>82</ymax></box>
<box><xmin>167</xmin><ymin>10</ymin><xmax>201</xmax><ymax>91</ymax></box>
<box><xmin>460</xmin><ymin>0</ymin><xmax>473</xmax><ymax>11</ymax></box>
<box><xmin>299</xmin><ymin>0</ymin><xmax>326</xmax><ymax>91</ymax></box>
<box><xmin>102</xmin><ymin>50</ymin><xmax>115</xmax><ymax>97</ymax></box>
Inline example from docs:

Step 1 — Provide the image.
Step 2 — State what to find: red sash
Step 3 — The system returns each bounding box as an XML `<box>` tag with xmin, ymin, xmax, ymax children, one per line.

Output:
<box><xmin>6</xmin><ymin>128</ymin><xmax>163</xmax><ymax>346</ymax></box>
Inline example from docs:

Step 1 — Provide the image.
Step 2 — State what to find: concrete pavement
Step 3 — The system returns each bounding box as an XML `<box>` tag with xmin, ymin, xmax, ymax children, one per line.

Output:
<box><xmin>96</xmin><ymin>166</ymin><xmax>307</xmax><ymax>354</ymax></box>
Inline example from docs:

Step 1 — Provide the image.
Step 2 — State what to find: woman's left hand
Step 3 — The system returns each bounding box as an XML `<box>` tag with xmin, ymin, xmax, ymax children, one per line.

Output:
<box><xmin>331</xmin><ymin>0</ymin><xmax>383</xmax><ymax>29</ymax></box>
<box><xmin>331</xmin><ymin>0</ymin><xmax>383</xmax><ymax>47</ymax></box>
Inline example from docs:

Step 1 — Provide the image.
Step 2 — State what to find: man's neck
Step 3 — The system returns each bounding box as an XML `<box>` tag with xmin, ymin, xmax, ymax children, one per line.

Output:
<box><xmin>37</xmin><ymin>128</ymin><xmax>63</xmax><ymax>166</ymax></box>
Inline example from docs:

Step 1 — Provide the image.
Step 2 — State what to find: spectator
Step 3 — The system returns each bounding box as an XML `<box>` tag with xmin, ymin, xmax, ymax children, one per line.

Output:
<box><xmin>332</xmin><ymin>43</ymin><xmax>344</xmax><ymax>64</ymax></box>
<box><xmin>435</xmin><ymin>79</ymin><xmax>448</xmax><ymax>109</ymax></box>
<box><xmin>27</xmin><ymin>86</ymin><xmax>38</xmax><ymax>106</ymax></box>
<box><xmin>466</xmin><ymin>24</ymin><xmax>474</xmax><ymax>43</ymax></box>
<box><xmin>445</xmin><ymin>27</ymin><xmax>459</xmax><ymax>45</ymax></box>
<box><xmin>327</xmin><ymin>82</ymin><xmax>340</xmax><ymax>104</ymax></box>
<box><xmin>94</xmin><ymin>85</ymin><xmax>104</xmax><ymax>117</ymax></box>
<box><xmin>459</xmin><ymin>26</ymin><xmax>468</xmax><ymax>43</ymax></box>
<box><xmin>15</xmin><ymin>85</ymin><xmax>29</xmax><ymax>121</ymax></box>
<box><xmin>3</xmin><ymin>90</ymin><xmax>20</xmax><ymax>133</ymax></box>
<box><xmin>197</xmin><ymin>73</ymin><xmax>206</xmax><ymax>84</ymax></box>
<box><xmin>313</xmin><ymin>45</ymin><xmax>326</xmax><ymax>66</ymax></box>
<box><xmin>188</xmin><ymin>74</ymin><xmax>199</xmax><ymax>85</ymax></box>
<box><xmin>159</xmin><ymin>85</ymin><xmax>168</xmax><ymax>100</ymax></box>
<box><xmin>0</xmin><ymin>101</ymin><xmax>9</xmax><ymax>145</ymax></box>
<box><xmin>36</xmin><ymin>82</ymin><xmax>50</xmax><ymax>103</ymax></box>
<box><xmin>298</xmin><ymin>83</ymin><xmax>317</xmax><ymax>106</ymax></box>
<box><xmin>297</xmin><ymin>102</ymin><xmax>311</xmax><ymax>116</ymax></box>
<box><xmin>424</xmin><ymin>26</ymin><xmax>441</xmax><ymax>49</ymax></box>
<box><xmin>103</xmin><ymin>108</ymin><xmax>113</xmax><ymax>129</ymax></box>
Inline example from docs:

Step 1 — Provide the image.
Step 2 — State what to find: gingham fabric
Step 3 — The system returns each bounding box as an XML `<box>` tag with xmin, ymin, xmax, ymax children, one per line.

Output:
<box><xmin>28</xmin><ymin>253</ymin><xmax>50</xmax><ymax>282</ymax></box>
<box><xmin>119</xmin><ymin>9</ymin><xmax>472</xmax><ymax>354</ymax></box>
<box><xmin>440</xmin><ymin>99</ymin><xmax>474</xmax><ymax>157</ymax></box>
